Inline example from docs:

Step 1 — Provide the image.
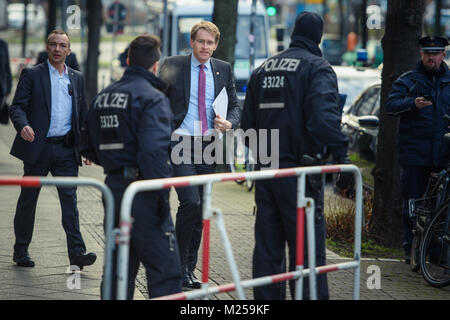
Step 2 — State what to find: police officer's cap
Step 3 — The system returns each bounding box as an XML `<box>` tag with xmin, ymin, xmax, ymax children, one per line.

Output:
<box><xmin>418</xmin><ymin>36</ymin><xmax>449</xmax><ymax>53</ymax></box>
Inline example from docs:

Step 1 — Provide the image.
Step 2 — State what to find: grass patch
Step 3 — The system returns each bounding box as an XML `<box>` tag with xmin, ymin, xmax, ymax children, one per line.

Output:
<box><xmin>325</xmin><ymin>189</ymin><xmax>403</xmax><ymax>259</ymax></box>
<box><xmin>326</xmin><ymin>238</ymin><xmax>404</xmax><ymax>259</ymax></box>
<box><xmin>349</xmin><ymin>152</ymin><xmax>375</xmax><ymax>188</ymax></box>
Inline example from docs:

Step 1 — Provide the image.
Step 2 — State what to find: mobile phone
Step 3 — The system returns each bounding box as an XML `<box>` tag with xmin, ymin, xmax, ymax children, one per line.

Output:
<box><xmin>423</xmin><ymin>94</ymin><xmax>432</xmax><ymax>101</ymax></box>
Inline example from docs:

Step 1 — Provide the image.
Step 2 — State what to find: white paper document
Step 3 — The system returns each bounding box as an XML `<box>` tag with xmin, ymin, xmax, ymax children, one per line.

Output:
<box><xmin>212</xmin><ymin>87</ymin><xmax>228</xmax><ymax>139</ymax></box>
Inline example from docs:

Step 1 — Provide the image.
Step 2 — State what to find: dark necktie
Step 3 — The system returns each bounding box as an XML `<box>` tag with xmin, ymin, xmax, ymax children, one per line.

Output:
<box><xmin>198</xmin><ymin>64</ymin><xmax>208</xmax><ymax>135</ymax></box>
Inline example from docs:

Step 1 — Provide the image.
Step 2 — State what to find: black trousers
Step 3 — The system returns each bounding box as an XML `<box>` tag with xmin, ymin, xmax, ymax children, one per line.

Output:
<box><xmin>171</xmin><ymin>139</ymin><xmax>216</xmax><ymax>275</ymax></box>
<box><xmin>104</xmin><ymin>174</ymin><xmax>182</xmax><ymax>299</ymax></box>
<box><xmin>252</xmin><ymin>174</ymin><xmax>329</xmax><ymax>300</ymax></box>
<box><xmin>13</xmin><ymin>142</ymin><xmax>86</xmax><ymax>261</ymax></box>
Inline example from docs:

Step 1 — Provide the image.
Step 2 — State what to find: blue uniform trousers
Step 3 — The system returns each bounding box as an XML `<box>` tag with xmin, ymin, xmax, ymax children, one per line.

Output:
<box><xmin>252</xmin><ymin>174</ymin><xmax>329</xmax><ymax>300</ymax></box>
<box><xmin>103</xmin><ymin>174</ymin><xmax>182</xmax><ymax>299</ymax></box>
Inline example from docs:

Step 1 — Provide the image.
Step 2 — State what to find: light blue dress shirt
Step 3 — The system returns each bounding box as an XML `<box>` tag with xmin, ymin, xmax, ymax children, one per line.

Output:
<box><xmin>47</xmin><ymin>60</ymin><xmax>72</xmax><ymax>138</ymax></box>
<box><xmin>176</xmin><ymin>54</ymin><xmax>215</xmax><ymax>136</ymax></box>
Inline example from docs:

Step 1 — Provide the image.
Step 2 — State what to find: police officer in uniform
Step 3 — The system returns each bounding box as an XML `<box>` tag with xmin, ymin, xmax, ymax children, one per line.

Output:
<box><xmin>81</xmin><ymin>35</ymin><xmax>182</xmax><ymax>299</ymax></box>
<box><xmin>386</xmin><ymin>35</ymin><xmax>450</xmax><ymax>263</ymax></box>
<box><xmin>241</xmin><ymin>12</ymin><xmax>351</xmax><ymax>300</ymax></box>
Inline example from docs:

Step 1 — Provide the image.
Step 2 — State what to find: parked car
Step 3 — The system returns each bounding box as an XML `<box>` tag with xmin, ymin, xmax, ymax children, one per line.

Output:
<box><xmin>341</xmin><ymin>82</ymin><xmax>381</xmax><ymax>162</ymax></box>
<box><xmin>333</xmin><ymin>65</ymin><xmax>381</xmax><ymax>113</ymax></box>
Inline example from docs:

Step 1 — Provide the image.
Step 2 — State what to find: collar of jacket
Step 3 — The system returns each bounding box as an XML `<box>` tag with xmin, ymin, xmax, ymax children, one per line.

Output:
<box><xmin>416</xmin><ymin>60</ymin><xmax>449</xmax><ymax>78</ymax></box>
<box><xmin>123</xmin><ymin>65</ymin><xmax>167</xmax><ymax>91</ymax></box>
<box><xmin>289</xmin><ymin>35</ymin><xmax>322</xmax><ymax>57</ymax></box>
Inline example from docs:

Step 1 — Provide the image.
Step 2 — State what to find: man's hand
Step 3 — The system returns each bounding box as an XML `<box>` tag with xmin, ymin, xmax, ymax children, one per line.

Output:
<box><xmin>214</xmin><ymin>114</ymin><xmax>232</xmax><ymax>132</ymax></box>
<box><xmin>415</xmin><ymin>97</ymin><xmax>433</xmax><ymax>109</ymax></box>
<box><xmin>83</xmin><ymin>158</ymin><xmax>93</xmax><ymax>165</ymax></box>
<box><xmin>20</xmin><ymin>125</ymin><xmax>35</xmax><ymax>142</ymax></box>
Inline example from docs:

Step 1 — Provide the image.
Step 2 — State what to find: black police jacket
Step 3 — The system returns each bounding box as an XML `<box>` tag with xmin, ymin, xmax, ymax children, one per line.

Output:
<box><xmin>81</xmin><ymin>66</ymin><xmax>173</xmax><ymax>180</ymax></box>
<box><xmin>386</xmin><ymin>61</ymin><xmax>450</xmax><ymax>167</ymax></box>
<box><xmin>240</xmin><ymin>36</ymin><xmax>349</xmax><ymax>167</ymax></box>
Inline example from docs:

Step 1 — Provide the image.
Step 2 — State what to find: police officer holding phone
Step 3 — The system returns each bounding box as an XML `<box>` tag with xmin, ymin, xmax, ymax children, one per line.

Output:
<box><xmin>386</xmin><ymin>35</ymin><xmax>450</xmax><ymax>264</ymax></box>
<box><xmin>241</xmin><ymin>12</ymin><xmax>352</xmax><ymax>300</ymax></box>
<box><xmin>81</xmin><ymin>35</ymin><xmax>182</xmax><ymax>299</ymax></box>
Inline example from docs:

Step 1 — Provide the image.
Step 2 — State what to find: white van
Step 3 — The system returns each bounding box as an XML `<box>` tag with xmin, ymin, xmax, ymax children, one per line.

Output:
<box><xmin>158</xmin><ymin>0</ymin><xmax>271</xmax><ymax>97</ymax></box>
<box><xmin>7</xmin><ymin>3</ymin><xmax>46</xmax><ymax>31</ymax></box>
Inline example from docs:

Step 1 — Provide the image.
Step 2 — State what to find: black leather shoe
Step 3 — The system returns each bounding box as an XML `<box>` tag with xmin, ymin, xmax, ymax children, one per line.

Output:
<box><xmin>70</xmin><ymin>252</ymin><xmax>97</xmax><ymax>270</ymax></box>
<box><xmin>182</xmin><ymin>279</ymin><xmax>194</xmax><ymax>291</ymax></box>
<box><xmin>189</xmin><ymin>271</ymin><xmax>201</xmax><ymax>289</ymax></box>
<box><xmin>182</xmin><ymin>271</ymin><xmax>194</xmax><ymax>291</ymax></box>
<box><xmin>13</xmin><ymin>252</ymin><xmax>35</xmax><ymax>267</ymax></box>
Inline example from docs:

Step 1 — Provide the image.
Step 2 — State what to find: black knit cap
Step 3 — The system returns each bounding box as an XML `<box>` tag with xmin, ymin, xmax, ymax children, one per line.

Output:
<box><xmin>291</xmin><ymin>11</ymin><xmax>323</xmax><ymax>45</ymax></box>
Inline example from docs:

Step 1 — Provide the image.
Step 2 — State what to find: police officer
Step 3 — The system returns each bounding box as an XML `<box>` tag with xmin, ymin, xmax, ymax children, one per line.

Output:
<box><xmin>385</xmin><ymin>35</ymin><xmax>450</xmax><ymax>264</ymax></box>
<box><xmin>81</xmin><ymin>35</ymin><xmax>182</xmax><ymax>299</ymax></box>
<box><xmin>241</xmin><ymin>12</ymin><xmax>351</xmax><ymax>300</ymax></box>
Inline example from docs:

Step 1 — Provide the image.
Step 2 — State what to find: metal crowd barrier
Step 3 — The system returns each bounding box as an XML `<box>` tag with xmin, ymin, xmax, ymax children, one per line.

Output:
<box><xmin>117</xmin><ymin>164</ymin><xmax>363</xmax><ymax>300</ymax></box>
<box><xmin>0</xmin><ymin>176</ymin><xmax>116</xmax><ymax>300</ymax></box>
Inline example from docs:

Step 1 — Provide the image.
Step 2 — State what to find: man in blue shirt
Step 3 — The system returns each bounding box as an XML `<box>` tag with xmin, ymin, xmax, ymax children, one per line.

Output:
<box><xmin>159</xmin><ymin>21</ymin><xmax>240</xmax><ymax>289</ymax></box>
<box><xmin>9</xmin><ymin>30</ymin><xmax>96</xmax><ymax>270</ymax></box>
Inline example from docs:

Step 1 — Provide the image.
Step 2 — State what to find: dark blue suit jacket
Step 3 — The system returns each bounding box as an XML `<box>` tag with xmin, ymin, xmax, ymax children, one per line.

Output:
<box><xmin>9</xmin><ymin>62</ymin><xmax>88</xmax><ymax>165</ymax></box>
<box><xmin>158</xmin><ymin>54</ymin><xmax>241</xmax><ymax>130</ymax></box>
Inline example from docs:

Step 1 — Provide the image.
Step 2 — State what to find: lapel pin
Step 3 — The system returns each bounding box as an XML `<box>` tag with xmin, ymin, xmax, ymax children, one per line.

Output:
<box><xmin>216</xmin><ymin>71</ymin><xmax>220</xmax><ymax>75</ymax></box>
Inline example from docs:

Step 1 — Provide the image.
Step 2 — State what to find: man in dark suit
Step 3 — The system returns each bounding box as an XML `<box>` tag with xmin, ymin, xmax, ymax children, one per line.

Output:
<box><xmin>159</xmin><ymin>21</ymin><xmax>240</xmax><ymax>289</ymax></box>
<box><xmin>9</xmin><ymin>30</ymin><xmax>96</xmax><ymax>269</ymax></box>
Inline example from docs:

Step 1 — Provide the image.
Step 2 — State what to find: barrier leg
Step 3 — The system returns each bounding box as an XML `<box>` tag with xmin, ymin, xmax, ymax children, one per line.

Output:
<box><xmin>213</xmin><ymin>209</ymin><xmax>246</xmax><ymax>300</ymax></box>
<box><xmin>295</xmin><ymin>206</ymin><xmax>304</xmax><ymax>300</ymax></box>
<box><xmin>202</xmin><ymin>219</ymin><xmax>210</xmax><ymax>298</ymax></box>
<box><xmin>201</xmin><ymin>182</ymin><xmax>213</xmax><ymax>300</ymax></box>
<box><xmin>101</xmin><ymin>185</ymin><xmax>116</xmax><ymax>300</ymax></box>
<box><xmin>353</xmin><ymin>171</ymin><xmax>363</xmax><ymax>300</ymax></box>
<box><xmin>38</xmin><ymin>177</ymin><xmax>115</xmax><ymax>300</ymax></box>
<box><xmin>295</xmin><ymin>174</ymin><xmax>306</xmax><ymax>300</ymax></box>
<box><xmin>305</xmin><ymin>198</ymin><xmax>317</xmax><ymax>300</ymax></box>
<box><xmin>117</xmin><ymin>219</ymin><xmax>131</xmax><ymax>300</ymax></box>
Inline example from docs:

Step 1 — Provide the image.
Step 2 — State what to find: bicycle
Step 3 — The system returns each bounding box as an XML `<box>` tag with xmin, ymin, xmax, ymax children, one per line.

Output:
<box><xmin>409</xmin><ymin>129</ymin><xmax>450</xmax><ymax>287</ymax></box>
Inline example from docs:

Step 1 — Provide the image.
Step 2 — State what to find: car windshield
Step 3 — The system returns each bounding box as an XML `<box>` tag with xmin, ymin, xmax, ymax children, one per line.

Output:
<box><xmin>337</xmin><ymin>77</ymin><xmax>380</xmax><ymax>112</ymax></box>
<box><xmin>176</xmin><ymin>15</ymin><xmax>268</xmax><ymax>59</ymax></box>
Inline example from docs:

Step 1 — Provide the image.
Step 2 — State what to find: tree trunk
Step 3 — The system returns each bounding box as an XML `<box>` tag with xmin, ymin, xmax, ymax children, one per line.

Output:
<box><xmin>370</xmin><ymin>0</ymin><xmax>425</xmax><ymax>246</ymax></box>
<box><xmin>435</xmin><ymin>0</ymin><xmax>442</xmax><ymax>35</ymax></box>
<box><xmin>212</xmin><ymin>0</ymin><xmax>238</xmax><ymax>66</ymax></box>
<box><xmin>85</xmin><ymin>0</ymin><xmax>103</xmax><ymax>104</ymax></box>
<box><xmin>338</xmin><ymin>0</ymin><xmax>346</xmax><ymax>49</ymax></box>
<box><xmin>360</xmin><ymin>0</ymin><xmax>368</xmax><ymax>49</ymax></box>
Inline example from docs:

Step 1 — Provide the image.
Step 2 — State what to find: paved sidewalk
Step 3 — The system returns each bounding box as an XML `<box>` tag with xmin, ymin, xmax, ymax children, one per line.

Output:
<box><xmin>0</xmin><ymin>121</ymin><xmax>449</xmax><ymax>300</ymax></box>
<box><xmin>0</xmin><ymin>122</ymin><xmax>143</xmax><ymax>300</ymax></box>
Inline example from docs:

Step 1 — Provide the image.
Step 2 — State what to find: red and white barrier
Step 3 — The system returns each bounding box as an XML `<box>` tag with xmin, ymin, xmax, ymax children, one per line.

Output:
<box><xmin>0</xmin><ymin>176</ymin><xmax>116</xmax><ymax>300</ymax></box>
<box><xmin>118</xmin><ymin>164</ymin><xmax>363</xmax><ymax>300</ymax></box>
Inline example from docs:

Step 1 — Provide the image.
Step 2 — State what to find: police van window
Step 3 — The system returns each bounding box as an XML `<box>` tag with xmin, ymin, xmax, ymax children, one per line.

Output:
<box><xmin>235</xmin><ymin>16</ymin><xmax>267</xmax><ymax>59</ymax></box>
<box><xmin>176</xmin><ymin>15</ymin><xmax>267</xmax><ymax>59</ymax></box>
<box><xmin>177</xmin><ymin>16</ymin><xmax>208</xmax><ymax>55</ymax></box>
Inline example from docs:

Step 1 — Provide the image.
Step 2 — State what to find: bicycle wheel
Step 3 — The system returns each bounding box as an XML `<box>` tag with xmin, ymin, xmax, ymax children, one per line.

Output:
<box><xmin>419</xmin><ymin>203</ymin><xmax>450</xmax><ymax>287</ymax></box>
<box><xmin>410</xmin><ymin>233</ymin><xmax>421</xmax><ymax>272</ymax></box>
